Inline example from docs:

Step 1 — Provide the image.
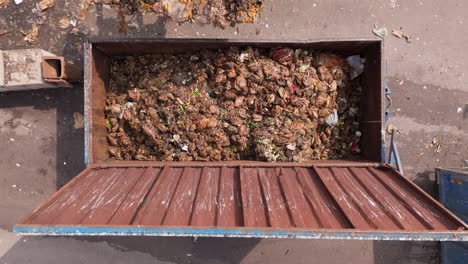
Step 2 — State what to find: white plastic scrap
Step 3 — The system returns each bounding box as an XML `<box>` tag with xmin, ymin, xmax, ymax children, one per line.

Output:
<box><xmin>14</xmin><ymin>0</ymin><xmax>23</xmax><ymax>4</ymax></box>
<box><xmin>347</xmin><ymin>55</ymin><xmax>366</xmax><ymax>80</ymax></box>
<box><xmin>286</xmin><ymin>143</ymin><xmax>296</xmax><ymax>151</ymax></box>
<box><xmin>181</xmin><ymin>144</ymin><xmax>188</xmax><ymax>152</ymax></box>
<box><xmin>355</xmin><ymin>131</ymin><xmax>362</xmax><ymax>137</ymax></box>
<box><xmin>372</xmin><ymin>25</ymin><xmax>388</xmax><ymax>38</ymax></box>
<box><xmin>239</xmin><ymin>53</ymin><xmax>249</xmax><ymax>62</ymax></box>
<box><xmin>125</xmin><ymin>102</ymin><xmax>134</xmax><ymax>109</ymax></box>
<box><xmin>325</xmin><ymin>109</ymin><xmax>338</xmax><ymax>127</ymax></box>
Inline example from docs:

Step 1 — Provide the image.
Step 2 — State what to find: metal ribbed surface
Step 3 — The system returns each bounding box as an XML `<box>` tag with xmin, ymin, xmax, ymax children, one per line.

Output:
<box><xmin>17</xmin><ymin>163</ymin><xmax>467</xmax><ymax>239</ymax></box>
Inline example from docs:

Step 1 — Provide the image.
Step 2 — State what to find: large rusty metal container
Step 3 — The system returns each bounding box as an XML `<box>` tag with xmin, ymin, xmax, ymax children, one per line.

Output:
<box><xmin>83</xmin><ymin>39</ymin><xmax>384</xmax><ymax>164</ymax></box>
<box><xmin>14</xmin><ymin>40</ymin><xmax>468</xmax><ymax>241</ymax></box>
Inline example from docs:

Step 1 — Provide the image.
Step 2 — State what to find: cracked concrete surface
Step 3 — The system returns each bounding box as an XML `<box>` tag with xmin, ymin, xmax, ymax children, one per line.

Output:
<box><xmin>0</xmin><ymin>0</ymin><xmax>466</xmax><ymax>263</ymax></box>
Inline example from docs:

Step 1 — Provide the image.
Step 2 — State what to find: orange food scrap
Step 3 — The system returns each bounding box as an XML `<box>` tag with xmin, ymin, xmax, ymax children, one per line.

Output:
<box><xmin>247</xmin><ymin>5</ymin><xmax>259</xmax><ymax>17</ymax></box>
<box><xmin>140</xmin><ymin>2</ymin><xmax>153</xmax><ymax>8</ymax></box>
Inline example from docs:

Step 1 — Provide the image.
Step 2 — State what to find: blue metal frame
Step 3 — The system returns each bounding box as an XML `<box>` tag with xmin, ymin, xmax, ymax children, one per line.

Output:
<box><xmin>385</xmin><ymin>82</ymin><xmax>392</xmax><ymax>123</ymax></box>
<box><xmin>388</xmin><ymin>131</ymin><xmax>404</xmax><ymax>174</ymax></box>
<box><xmin>13</xmin><ymin>225</ymin><xmax>468</xmax><ymax>241</ymax></box>
<box><xmin>382</xmin><ymin>82</ymin><xmax>404</xmax><ymax>174</ymax></box>
<box><xmin>382</xmin><ymin>82</ymin><xmax>392</xmax><ymax>163</ymax></box>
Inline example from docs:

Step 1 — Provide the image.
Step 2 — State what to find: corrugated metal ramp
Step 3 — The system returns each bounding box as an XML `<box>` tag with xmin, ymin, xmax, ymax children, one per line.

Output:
<box><xmin>15</xmin><ymin>162</ymin><xmax>467</xmax><ymax>241</ymax></box>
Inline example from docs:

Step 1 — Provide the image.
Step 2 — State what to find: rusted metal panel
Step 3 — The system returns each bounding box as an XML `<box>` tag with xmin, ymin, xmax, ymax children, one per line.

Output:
<box><xmin>42</xmin><ymin>56</ymin><xmax>82</xmax><ymax>86</ymax></box>
<box><xmin>15</xmin><ymin>163</ymin><xmax>468</xmax><ymax>241</ymax></box>
<box><xmin>84</xmin><ymin>42</ymin><xmax>110</xmax><ymax>165</ymax></box>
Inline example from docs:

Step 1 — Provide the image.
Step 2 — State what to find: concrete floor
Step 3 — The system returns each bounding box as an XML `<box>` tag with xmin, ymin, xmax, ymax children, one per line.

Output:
<box><xmin>0</xmin><ymin>0</ymin><xmax>467</xmax><ymax>263</ymax></box>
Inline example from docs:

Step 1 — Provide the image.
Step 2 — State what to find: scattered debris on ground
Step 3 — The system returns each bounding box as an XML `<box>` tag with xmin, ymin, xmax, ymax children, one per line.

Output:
<box><xmin>73</xmin><ymin>112</ymin><xmax>85</xmax><ymax>129</ymax></box>
<box><xmin>425</xmin><ymin>137</ymin><xmax>442</xmax><ymax>153</ymax></box>
<box><xmin>23</xmin><ymin>24</ymin><xmax>39</xmax><ymax>43</ymax></box>
<box><xmin>79</xmin><ymin>0</ymin><xmax>264</xmax><ymax>30</ymax></box>
<box><xmin>372</xmin><ymin>24</ymin><xmax>388</xmax><ymax>38</ymax></box>
<box><xmin>105</xmin><ymin>47</ymin><xmax>363</xmax><ymax>162</ymax></box>
<box><xmin>391</xmin><ymin>29</ymin><xmax>411</xmax><ymax>43</ymax></box>
<box><xmin>58</xmin><ymin>17</ymin><xmax>70</xmax><ymax>29</ymax></box>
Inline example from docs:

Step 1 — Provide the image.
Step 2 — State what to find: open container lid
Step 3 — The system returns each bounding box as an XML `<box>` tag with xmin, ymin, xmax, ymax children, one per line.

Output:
<box><xmin>15</xmin><ymin>162</ymin><xmax>467</xmax><ymax>241</ymax></box>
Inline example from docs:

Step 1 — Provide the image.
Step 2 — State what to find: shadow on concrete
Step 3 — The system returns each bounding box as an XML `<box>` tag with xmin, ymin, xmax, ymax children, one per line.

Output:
<box><xmin>83</xmin><ymin>236</ymin><xmax>261</xmax><ymax>263</ymax></box>
<box><xmin>414</xmin><ymin>170</ymin><xmax>437</xmax><ymax>197</ymax></box>
<box><xmin>373</xmin><ymin>241</ymin><xmax>440</xmax><ymax>264</ymax></box>
<box><xmin>0</xmin><ymin>236</ymin><xmax>260</xmax><ymax>264</ymax></box>
<box><xmin>55</xmin><ymin>87</ymin><xmax>86</xmax><ymax>187</ymax></box>
<box><xmin>0</xmin><ymin>87</ymin><xmax>85</xmax><ymax>189</ymax></box>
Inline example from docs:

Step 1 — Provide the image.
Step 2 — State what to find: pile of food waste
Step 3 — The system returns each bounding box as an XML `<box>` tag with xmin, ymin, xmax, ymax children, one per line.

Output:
<box><xmin>105</xmin><ymin>47</ymin><xmax>363</xmax><ymax>162</ymax></box>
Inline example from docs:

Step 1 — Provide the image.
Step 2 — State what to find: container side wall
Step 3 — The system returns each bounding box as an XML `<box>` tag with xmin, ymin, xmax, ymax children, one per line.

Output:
<box><xmin>87</xmin><ymin>45</ymin><xmax>111</xmax><ymax>164</ymax></box>
<box><xmin>358</xmin><ymin>41</ymin><xmax>383</xmax><ymax>162</ymax></box>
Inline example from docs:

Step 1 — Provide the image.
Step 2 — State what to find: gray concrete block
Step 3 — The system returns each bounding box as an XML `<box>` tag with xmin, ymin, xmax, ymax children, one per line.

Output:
<box><xmin>0</xmin><ymin>49</ymin><xmax>57</xmax><ymax>92</ymax></box>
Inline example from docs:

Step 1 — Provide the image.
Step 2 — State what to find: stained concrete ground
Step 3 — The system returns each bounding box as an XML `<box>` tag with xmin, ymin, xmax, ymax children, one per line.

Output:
<box><xmin>0</xmin><ymin>0</ymin><xmax>467</xmax><ymax>263</ymax></box>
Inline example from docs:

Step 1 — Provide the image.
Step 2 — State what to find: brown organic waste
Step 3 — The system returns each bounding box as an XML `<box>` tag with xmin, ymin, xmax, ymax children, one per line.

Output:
<box><xmin>39</xmin><ymin>0</ymin><xmax>55</xmax><ymax>10</ymax></box>
<box><xmin>391</xmin><ymin>29</ymin><xmax>411</xmax><ymax>43</ymax></box>
<box><xmin>0</xmin><ymin>0</ymin><xmax>9</xmax><ymax>9</ymax></box>
<box><xmin>23</xmin><ymin>24</ymin><xmax>39</xmax><ymax>43</ymax></box>
<box><xmin>79</xmin><ymin>0</ymin><xmax>263</xmax><ymax>28</ymax></box>
<box><xmin>106</xmin><ymin>47</ymin><xmax>362</xmax><ymax>162</ymax></box>
<box><xmin>73</xmin><ymin>112</ymin><xmax>85</xmax><ymax>129</ymax></box>
<box><xmin>59</xmin><ymin>17</ymin><xmax>70</xmax><ymax>29</ymax></box>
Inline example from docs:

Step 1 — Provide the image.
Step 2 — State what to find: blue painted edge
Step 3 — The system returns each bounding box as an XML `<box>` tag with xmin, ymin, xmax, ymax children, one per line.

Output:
<box><xmin>381</xmin><ymin>142</ymin><xmax>386</xmax><ymax>163</ymax></box>
<box><xmin>13</xmin><ymin>226</ymin><xmax>468</xmax><ymax>241</ymax></box>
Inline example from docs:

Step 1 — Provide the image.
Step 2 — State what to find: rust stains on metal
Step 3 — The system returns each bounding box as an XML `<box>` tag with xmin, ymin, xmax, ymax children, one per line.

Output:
<box><xmin>18</xmin><ymin>163</ymin><xmax>467</xmax><ymax>236</ymax></box>
<box><xmin>42</xmin><ymin>56</ymin><xmax>82</xmax><ymax>87</ymax></box>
